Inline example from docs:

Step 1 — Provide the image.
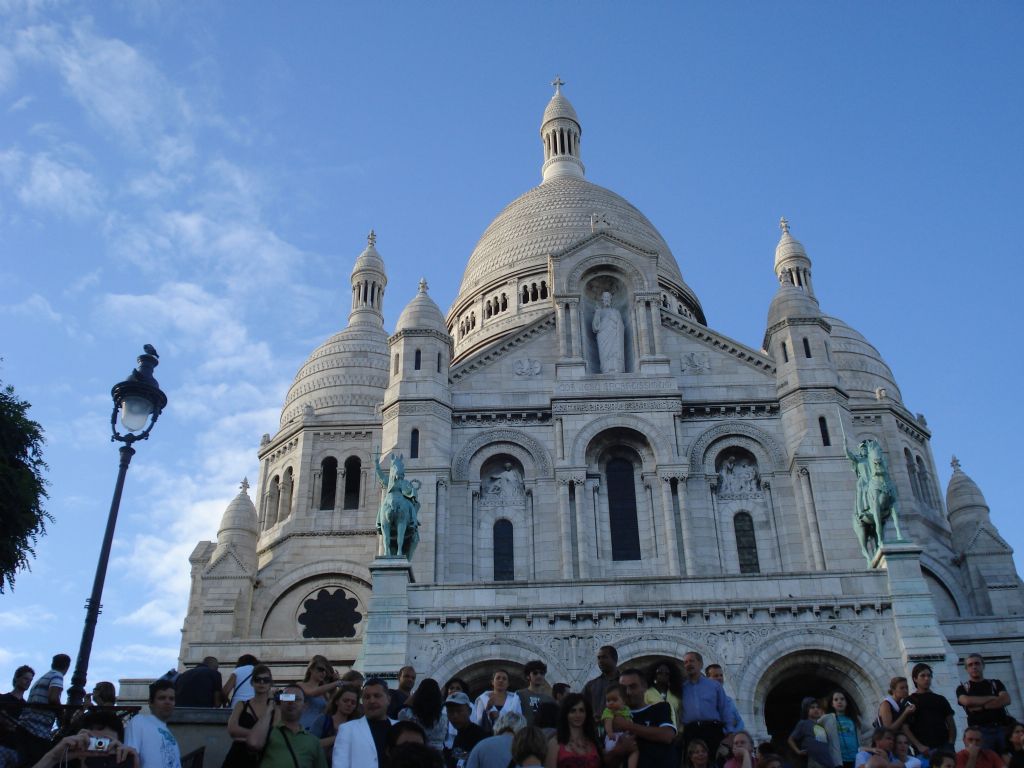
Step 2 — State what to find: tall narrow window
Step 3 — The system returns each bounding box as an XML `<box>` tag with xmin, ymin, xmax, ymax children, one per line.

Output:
<box><xmin>320</xmin><ymin>457</ymin><xmax>338</xmax><ymax>510</ymax></box>
<box><xmin>540</xmin><ymin>281</ymin><xmax>548</xmax><ymax>299</ymax></box>
<box><xmin>393</xmin><ymin>353</ymin><xmax>399</xmax><ymax>374</ymax></box>
<box><xmin>735</xmin><ymin>512</ymin><xmax>760</xmax><ymax>573</ymax></box>
<box><xmin>781</xmin><ymin>342</ymin><xmax>789</xmax><ymax>362</ymax></box>
<box><xmin>818</xmin><ymin>416</ymin><xmax>831</xmax><ymax>446</ymax></box>
<box><xmin>905</xmin><ymin>448</ymin><xmax>922</xmax><ymax>501</ymax></box>
<box><xmin>606</xmin><ymin>458</ymin><xmax>641</xmax><ymax>561</ymax></box>
<box><xmin>493</xmin><ymin>519</ymin><xmax>514</xmax><ymax>581</ymax></box>
<box><xmin>343</xmin><ymin>457</ymin><xmax>361</xmax><ymax>509</ymax></box>
<box><xmin>916</xmin><ymin>456</ymin><xmax>934</xmax><ymax>507</ymax></box>
<box><xmin>437</xmin><ymin>352</ymin><xmax>443</xmax><ymax>373</ymax></box>
<box><xmin>410</xmin><ymin>429</ymin><xmax>419</xmax><ymax>459</ymax></box>
<box><xmin>803</xmin><ymin>338</ymin><xmax>813</xmax><ymax>358</ymax></box>
<box><xmin>414</xmin><ymin>349</ymin><xmax>421</xmax><ymax>370</ymax></box>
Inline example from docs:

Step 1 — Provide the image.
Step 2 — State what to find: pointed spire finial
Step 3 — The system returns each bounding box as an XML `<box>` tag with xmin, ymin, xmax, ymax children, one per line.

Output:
<box><xmin>418</xmin><ymin>277</ymin><xmax>428</xmax><ymax>293</ymax></box>
<box><xmin>951</xmin><ymin>455</ymin><xmax>962</xmax><ymax>472</ymax></box>
<box><xmin>779</xmin><ymin>216</ymin><xmax>790</xmax><ymax>235</ymax></box>
<box><xmin>240</xmin><ymin>477</ymin><xmax>250</xmax><ymax>493</ymax></box>
<box><xmin>552</xmin><ymin>75</ymin><xmax>564</xmax><ymax>95</ymax></box>
<box><xmin>367</xmin><ymin>229</ymin><xmax>376</xmax><ymax>247</ymax></box>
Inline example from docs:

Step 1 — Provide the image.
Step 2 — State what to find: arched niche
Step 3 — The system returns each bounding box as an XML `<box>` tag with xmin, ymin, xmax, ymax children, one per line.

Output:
<box><xmin>690</xmin><ymin>423</ymin><xmax>785</xmax><ymax>476</ymax></box>
<box><xmin>583</xmin><ymin>274</ymin><xmax>634</xmax><ymax>374</ymax></box>
<box><xmin>572</xmin><ymin>415</ymin><xmax>673</xmax><ymax>467</ymax></box>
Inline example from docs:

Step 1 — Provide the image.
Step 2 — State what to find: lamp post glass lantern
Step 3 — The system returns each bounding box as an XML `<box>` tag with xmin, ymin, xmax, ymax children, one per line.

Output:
<box><xmin>66</xmin><ymin>345</ymin><xmax>168</xmax><ymax>707</ymax></box>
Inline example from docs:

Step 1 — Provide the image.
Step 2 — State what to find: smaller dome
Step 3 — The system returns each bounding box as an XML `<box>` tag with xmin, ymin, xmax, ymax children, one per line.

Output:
<box><xmin>352</xmin><ymin>230</ymin><xmax>385</xmax><ymax>277</ymax></box>
<box><xmin>774</xmin><ymin>229</ymin><xmax>808</xmax><ymax>271</ymax></box>
<box><xmin>218</xmin><ymin>479</ymin><xmax>258</xmax><ymax>538</ymax></box>
<box><xmin>946</xmin><ymin>457</ymin><xmax>989</xmax><ymax>513</ymax></box>
<box><xmin>396</xmin><ymin>279</ymin><xmax>447</xmax><ymax>334</ymax></box>
<box><xmin>766</xmin><ymin>283</ymin><xmax>821</xmax><ymax>329</ymax></box>
<box><xmin>826</xmin><ymin>316</ymin><xmax>903</xmax><ymax>403</ymax></box>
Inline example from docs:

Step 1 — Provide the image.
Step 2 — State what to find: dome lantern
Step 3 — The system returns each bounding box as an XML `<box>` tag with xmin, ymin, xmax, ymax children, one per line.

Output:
<box><xmin>541</xmin><ymin>77</ymin><xmax>585</xmax><ymax>183</ymax></box>
<box><xmin>349</xmin><ymin>229</ymin><xmax>387</xmax><ymax>328</ymax></box>
<box><xmin>774</xmin><ymin>217</ymin><xmax>815</xmax><ymax>298</ymax></box>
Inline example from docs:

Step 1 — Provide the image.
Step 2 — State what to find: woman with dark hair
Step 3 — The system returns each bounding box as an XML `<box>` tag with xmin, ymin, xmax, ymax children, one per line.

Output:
<box><xmin>820</xmin><ymin>690</ymin><xmax>862</xmax><ymax>768</ymax></box>
<box><xmin>399</xmin><ymin>678</ymin><xmax>447</xmax><ymax>751</ymax></box>
<box><xmin>223</xmin><ymin>664</ymin><xmax>273</xmax><ymax>768</ymax></box>
<box><xmin>544</xmin><ymin>692</ymin><xmax>601</xmax><ymax>768</ymax></box>
<box><xmin>472</xmin><ymin>670</ymin><xmax>522</xmax><ymax>733</ymax></box>
<box><xmin>445</xmin><ymin>678</ymin><xmax>469</xmax><ymax>696</ymax></box>
<box><xmin>222</xmin><ymin>654</ymin><xmax>259</xmax><ymax>706</ymax></box>
<box><xmin>644</xmin><ymin>660</ymin><xmax>682</xmax><ymax>727</ymax></box>
<box><xmin>298</xmin><ymin>655</ymin><xmax>342</xmax><ymax>731</ymax></box>
<box><xmin>1004</xmin><ymin>722</ymin><xmax>1024</xmax><ymax>768</ymax></box>
<box><xmin>312</xmin><ymin>684</ymin><xmax>360</xmax><ymax>753</ymax></box>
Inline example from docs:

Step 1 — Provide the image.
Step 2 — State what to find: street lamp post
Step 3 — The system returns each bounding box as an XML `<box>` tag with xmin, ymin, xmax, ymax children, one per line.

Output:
<box><xmin>66</xmin><ymin>345</ymin><xmax>168</xmax><ymax>707</ymax></box>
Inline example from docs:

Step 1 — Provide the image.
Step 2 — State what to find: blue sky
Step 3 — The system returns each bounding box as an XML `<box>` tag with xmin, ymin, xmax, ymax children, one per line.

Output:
<box><xmin>1</xmin><ymin>2</ymin><xmax>1022</xmax><ymax>687</ymax></box>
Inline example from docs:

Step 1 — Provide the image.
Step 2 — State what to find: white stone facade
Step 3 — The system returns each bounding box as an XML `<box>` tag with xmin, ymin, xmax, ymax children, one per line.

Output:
<box><xmin>178</xmin><ymin>87</ymin><xmax>1024</xmax><ymax>738</ymax></box>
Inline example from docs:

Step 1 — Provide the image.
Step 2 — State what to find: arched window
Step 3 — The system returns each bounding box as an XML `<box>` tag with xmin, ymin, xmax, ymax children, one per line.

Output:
<box><xmin>500</xmin><ymin>293</ymin><xmax>507</xmax><ymax>311</ymax></box>
<box><xmin>320</xmin><ymin>457</ymin><xmax>338</xmax><ymax>510</ymax></box>
<box><xmin>781</xmin><ymin>342</ymin><xmax>789</xmax><ymax>363</ymax></box>
<box><xmin>437</xmin><ymin>352</ymin><xmax>443</xmax><ymax>373</ymax></box>
<box><xmin>803</xmin><ymin>338</ymin><xmax>813</xmax><ymax>358</ymax></box>
<box><xmin>734</xmin><ymin>512</ymin><xmax>760</xmax><ymax>573</ymax></box>
<box><xmin>393</xmin><ymin>353</ymin><xmax>400</xmax><ymax>374</ymax></box>
<box><xmin>414</xmin><ymin>349</ymin><xmax>421</xmax><ymax>370</ymax></box>
<box><xmin>410</xmin><ymin>429</ymin><xmax>419</xmax><ymax>459</ymax></box>
<box><xmin>493</xmin><ymin>519</ymin><xmax>514</xmax><ymax>581</ymax></box>
<box><xmin>530</xmin><ymin>283</ymin><xmax>538</xmax><ymax>301</ymax></box>
<box><xmin>278</xmin><ymin>467</ymin><xmax>293</xmax><ymax>521</ymax></box>
<box><xmin>485</xmin><ymin>300</ymin><xmax>492</xmax><ymax>318</ymax></box>
<box><xmin>539</xmin><ymin>281</ymin><xmax>548</xmax><ymax>299</ymax></box>
<box><xmin>343</xmin><ymin>457</ymin><xmax>361</xmax><ymax>509</ymax></box>
<box><xmin>606</xmin><ymin>457</ymin><xmax>641</xmax><ymax>561</ymax></box>
<box><xmin>522</xmin><ymin>286</ymin><xmax>529</xmax><ymax>304</ymax></box>
<box><xmin>824</xmin><ymin>340</ymin><xmax>831</xmax><ymax>361</ymax></box>
<box><xmin>818</xmin><ymin>416</ymin><xmax>831</xmax><ymax>446</ymax></box>
<box><xmin>264</xmin><ymin>475</ymin><xmax>281</xmax><ymax>528</ymax></box>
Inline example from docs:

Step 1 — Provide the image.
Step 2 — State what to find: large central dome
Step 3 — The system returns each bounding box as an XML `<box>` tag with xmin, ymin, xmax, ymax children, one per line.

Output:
<box><xmin>448</xmin><ymin>83</ymin><xmax>703</xmax><ymax>359</ymax></box>
<box><xmin>457</xmin><ymin>175</ymin><xmax>691</xmax><ymax>297</ymax></box>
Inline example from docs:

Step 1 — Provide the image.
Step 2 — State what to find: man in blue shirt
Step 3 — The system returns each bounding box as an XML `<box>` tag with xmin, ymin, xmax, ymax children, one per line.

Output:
<box><xmin>680</xmin><ymin>651</ymin><xmax>729</xmax><ymax>756</ymax></box>
<box><xmin>705</xmin><ymin>664</ymin><xmax>745</xmax><ymax>733</ymax></box>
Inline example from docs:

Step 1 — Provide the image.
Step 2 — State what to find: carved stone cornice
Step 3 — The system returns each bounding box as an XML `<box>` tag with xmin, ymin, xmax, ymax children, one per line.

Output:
<box><xmin>552</xmin><ymin>397</ymin><xmax>681</xmax><ymax>416</ymax></box>
<box><xmin>382</xmin><ymin>399</ymin><xmax>452</xmax><ymax>423</ymax></box>
<box><xmin>451</xmin><ymin>314</ymin><xmax>557</xmax><ymax>381</ymax></box>
<box><xmin>680</xmin><ymin>402</ymin><xmax>779</xmax><ymax>419</ymax></box>
<box><xmin>452</xmin><ymin>411</ymin><xmax>550</xmax><ymax>426</ymax></box>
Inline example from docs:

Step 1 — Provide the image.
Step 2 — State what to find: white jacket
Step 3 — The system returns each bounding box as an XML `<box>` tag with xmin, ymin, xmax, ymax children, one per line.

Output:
<box><xmin>331</xmin><ymin>716</ymin><xmax>398</xmax><ymax>768</ymax></box>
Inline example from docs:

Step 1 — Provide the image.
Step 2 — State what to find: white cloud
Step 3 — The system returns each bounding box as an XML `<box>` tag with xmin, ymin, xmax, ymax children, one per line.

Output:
<box><xmin>1</xmin><ymin>292</ymin><xmax>62</xmax><ymax>323</ymax></box>
<box><xmin>94</xmin><ymin>642</ymin><xmax>179</xmax><ymax>666</ymax></box>
<box><xmin>18</xmin><ymin>153</ymin><xmax>103</xmax><ymax>219</ymax></box>
<box><xmin>0</xmin><ymin>607</ymin><xmax>56</xmax><ymax>628</ymax></box>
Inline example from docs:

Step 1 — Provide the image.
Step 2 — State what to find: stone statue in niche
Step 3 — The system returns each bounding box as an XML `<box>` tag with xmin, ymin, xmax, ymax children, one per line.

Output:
<box><xmin>591</xmin><ymin>291</ymin><xmax>624</xmax><ymax>373</ymax></box>
<box><xmin>719</xmin><ymin>454</ymin><xmax>760</xmax><ymax>495</ymax></box>
<box><xmin>488</xmin><ymin>462</ymin><xmax>525</xmax><ymax>500</ymax></box>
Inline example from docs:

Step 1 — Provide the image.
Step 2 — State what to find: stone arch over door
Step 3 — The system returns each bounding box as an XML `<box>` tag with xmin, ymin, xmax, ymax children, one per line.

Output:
<box><xmin>417</xmin><ymin>635</ymin><xmax>573</xmax><ymax>692</ymax></box>
<box><xmin>918</xmin><ymin>551</ymin><xmax>971</xmax><ymax>616</ymax></box>
<box><xmin>737</xmin><ymin>629</ymin><xmax>892</xmax><ymax>739</ymax></box>
<box><xmin>570</xmin><ymin>414</ymin><xmax>675</xmax><ymax>466</ymax></box>
<box><xmin>588</xmin><ymin>632</ymin><xmax>716</xmax><ymax>689</ymax></box>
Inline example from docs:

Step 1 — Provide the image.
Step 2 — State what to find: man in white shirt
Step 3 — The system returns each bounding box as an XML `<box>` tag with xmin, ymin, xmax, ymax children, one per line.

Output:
<box><xmin>332</xmin><ymin>678</ymin><xmax>397</xmax><ymax>768</ymax></box>
<box><xmin>125</xmin><ymin>680</ymin><xmax>180</xmax><ymax>768</ymax></box>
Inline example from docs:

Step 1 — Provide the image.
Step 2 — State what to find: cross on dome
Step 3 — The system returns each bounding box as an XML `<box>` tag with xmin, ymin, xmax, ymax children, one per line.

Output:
<box><xmin>367</xmin><ymin>229</ymin><xmax>376</xmax><ymax>247</ymax></box>
<box><xmin>240</xmin><ymin>477</ymin><xmax>249</xmax><ymax>493</ymax></box>
<box><xmin>418</xmin><ymin>277</ymin><xmax>428</xmax><ymax>293</ymax></box>
<box><xmin>951</xmin><ymin>455</ymin><xmax>962</xmax><ymax>471</ymax></box>
<box><xmin>552</xmin><ymin>75</ymin><xmax>564</xmax><ymax>94</ymax></box>
<box><xmin>779</xmin><ymin>216</ymin><xmax>790</xmax><ymax>235</ymax></box>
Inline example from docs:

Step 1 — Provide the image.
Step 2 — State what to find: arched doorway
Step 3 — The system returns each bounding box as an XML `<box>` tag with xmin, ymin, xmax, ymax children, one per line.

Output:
<box><xmin>755</xmin><ymin>651</ymin><xmax>873</xmax><ymax>754</ymax></box>
<box><xmin>450</xmin><ymin>660</ymin><xmax>527</xmax><ymax>701</ymax></box>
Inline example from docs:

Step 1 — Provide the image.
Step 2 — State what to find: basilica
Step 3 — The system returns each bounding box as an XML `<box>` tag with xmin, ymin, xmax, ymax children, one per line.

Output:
<box><xmin>178</xmin><ymin>84</ymin><xmax>1023</xmax><ymax>738</ymax></box>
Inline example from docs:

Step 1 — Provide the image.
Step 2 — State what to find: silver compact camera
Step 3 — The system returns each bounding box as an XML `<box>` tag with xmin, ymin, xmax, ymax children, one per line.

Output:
<box><xmin>87</xmin><ymin>737</ymin><xmax>111</xmax><ymax>752</ymax></box>
<box><xmin>276</xmin><ymin>692</ymin><xmax>297</xmax><ymax>702</ymax></box>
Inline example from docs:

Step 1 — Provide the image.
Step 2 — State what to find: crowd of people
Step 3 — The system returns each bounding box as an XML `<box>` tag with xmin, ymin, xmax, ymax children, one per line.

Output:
<box><xmin>0</xmin><ymin>648</ymin><xmax>1020</xmax><ymax>768</ymax></box>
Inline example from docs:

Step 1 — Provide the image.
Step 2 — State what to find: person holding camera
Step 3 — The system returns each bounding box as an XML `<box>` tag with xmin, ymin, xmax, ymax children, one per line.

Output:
<box><xmin>32</xmin><ymin>710</ymin><xmax>139</xmax><ymax>768</ymax></box>
<box><xmin>125</xmin><ymin>680</ymin><xmax>180</xmax><ymax>768</ymax></box>
<box><xmin>246</xmin><ymin>685</ymin><xmax>325</xmax><ymax>768</ymax></box>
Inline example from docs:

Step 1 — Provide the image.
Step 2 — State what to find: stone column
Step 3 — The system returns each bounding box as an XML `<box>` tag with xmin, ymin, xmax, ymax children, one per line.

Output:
<box><xmin>434</xmin><ymin>479</ymin><xmax>448</xmax><ymax>582</ymax></box>
<box><xmin>355</xmin><ymin>556</ymin><xmax>414</xmax><ymax>682</ymax></box>
<box><xmin>557</xmin><ymin>479</ymin><xmax>574</xmax><ymax>579</ymax></box>
<box><xmin>310</xmin><ymin>469</ymin><xmax>322</xmax><ymax>511</ymax></box>
<box><xmin>677</xmin><ymin>475</ymin><xmax>697</xmax><ymax>576</ymax></box>
<box><xmin>659</xmin><ymin>476</ymin><xmax>681</xmax><ymax>576</ymax></box>
<box><xmin>567</xmin><ymin>300</ymin><xmax>582</xmax><ymax>359</ymax></box>
<box><xmin>634</xmin><ymin>299</ymin><xmax>651</xmax><ymax>358</ymax></box>
<box><xmin>334</xmin><ymin>467</ymin><xmax>345</xmax><ymax>515</ymax></box>
<box><xmin>574</xmin><ymin>477</ymin><xmax>591</xmax><ymax>578</ymax></box>
<box><xmin>558</xmin><ymin>303</ymin><xmax>569</xmax><ymax>357</ymax></box>
<box><xmin>798</xmin><ymin>467</ymin><xmax>826</xmax><ymax>570</ymax></box>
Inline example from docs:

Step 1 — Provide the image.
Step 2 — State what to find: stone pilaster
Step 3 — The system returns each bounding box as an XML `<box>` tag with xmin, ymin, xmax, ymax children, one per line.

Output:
<box><xmin>355</xmin><ymin>556</ymin><xmax>414</xmax><ymax>684</ymax></box>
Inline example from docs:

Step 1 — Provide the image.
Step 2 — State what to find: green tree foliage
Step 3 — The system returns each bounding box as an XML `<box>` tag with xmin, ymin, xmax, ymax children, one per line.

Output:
<box><xmin>0</xmin><ymin>377</ymin><xmax>50</xmax><ymax>592</ymax></box>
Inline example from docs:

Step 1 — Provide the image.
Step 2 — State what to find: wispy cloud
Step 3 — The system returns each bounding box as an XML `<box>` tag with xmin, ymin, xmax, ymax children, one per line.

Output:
<box><xmin>17</xmin><ymin>152</ymin><xmax>103</xmax><ymax>219</ymax></box>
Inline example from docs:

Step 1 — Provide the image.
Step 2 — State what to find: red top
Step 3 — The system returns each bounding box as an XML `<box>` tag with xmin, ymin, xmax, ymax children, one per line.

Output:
<box><xmin>557</xmin><ymin>741</ymin><xmax>601</xmax><ymax>768</ymax></box>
